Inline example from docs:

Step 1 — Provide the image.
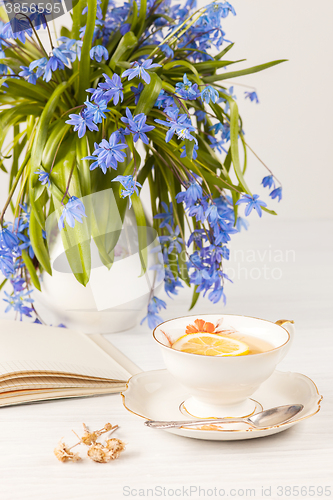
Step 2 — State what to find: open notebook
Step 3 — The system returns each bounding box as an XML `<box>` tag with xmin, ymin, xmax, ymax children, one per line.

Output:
<box><xmin>0</xmin><ymin>319</ymin><xmax>141</xmax><ymax>407</ymax></box>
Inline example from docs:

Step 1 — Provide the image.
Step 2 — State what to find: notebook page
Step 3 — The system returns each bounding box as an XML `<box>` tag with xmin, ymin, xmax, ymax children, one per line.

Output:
<box><xmin>0</xmin><ymin>386</ymin><xmax>125</xmax><ymax>407</ymax></box>
<box><xmin>0</xmin><ymin>320</ymin><xmax>134</xmax><ymax>381</ymax></box>
<box><xmin>0</xmin><ymin>375</ymin><xmax>122</xmax><ymax>392</ymax></box>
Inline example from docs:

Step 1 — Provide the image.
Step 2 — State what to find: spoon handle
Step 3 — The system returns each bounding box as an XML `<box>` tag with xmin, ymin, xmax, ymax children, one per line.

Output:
<box><xmin>145</xmin><ymin>418</ymin><xmax>251</xmax><ymax>429</ymax></box>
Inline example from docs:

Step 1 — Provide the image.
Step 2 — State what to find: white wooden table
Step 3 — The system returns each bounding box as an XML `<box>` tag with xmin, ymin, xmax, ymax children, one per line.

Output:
<box><xmin>0</xmin><ymin>218</ymin><xmax>332</xmax><ymax>500</ymax></box>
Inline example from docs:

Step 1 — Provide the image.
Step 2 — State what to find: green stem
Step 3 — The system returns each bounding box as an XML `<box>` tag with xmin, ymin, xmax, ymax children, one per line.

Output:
<box><xmin>0</xmin><ymin>151</ymin><xmax>31</xmax><ymax>226</ymax></box>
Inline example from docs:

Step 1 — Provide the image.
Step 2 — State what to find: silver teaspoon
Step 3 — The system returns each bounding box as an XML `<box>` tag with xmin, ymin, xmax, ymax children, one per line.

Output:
<box><xmin>144</xmin><ymin>404</ymin><xmax>304</xmax><ymax>430</ymax></box>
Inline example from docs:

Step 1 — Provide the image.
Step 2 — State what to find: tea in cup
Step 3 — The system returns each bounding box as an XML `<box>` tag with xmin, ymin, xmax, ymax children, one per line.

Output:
<box><xmin>153</xmin><ymin>315</ymin><xmax>295</xmax><ymax>418</ymax></box>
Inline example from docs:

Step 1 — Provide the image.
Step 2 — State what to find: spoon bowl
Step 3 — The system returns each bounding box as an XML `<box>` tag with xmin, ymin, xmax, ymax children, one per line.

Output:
<box><xmin>144</xmin><ymin>404</ymin><xmax>304</xmax><ymax>430</ymax></box>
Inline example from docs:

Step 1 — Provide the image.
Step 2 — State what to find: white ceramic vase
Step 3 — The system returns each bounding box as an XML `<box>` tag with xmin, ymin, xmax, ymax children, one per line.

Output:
<box><xmin>34</xmin><ymin>209</ymin><xmax>162</xmax><ymax>333</ymax></box>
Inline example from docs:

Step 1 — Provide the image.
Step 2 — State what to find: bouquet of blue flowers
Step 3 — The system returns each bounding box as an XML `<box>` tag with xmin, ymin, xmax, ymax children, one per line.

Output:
<box><xmin>0</xmin><ymin>0</ymin><xmax>284</xmax><ymax>326</ymax></box>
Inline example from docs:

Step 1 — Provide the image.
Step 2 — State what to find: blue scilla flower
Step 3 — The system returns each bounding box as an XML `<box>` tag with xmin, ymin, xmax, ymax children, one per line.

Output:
<box><xmin>159</xmin><ymin>225</ymin><xmax>183</xmax><ymax>254</ymax></box>
<box><xmin>208</xmin><ymin>135</ymin><xmax>228</xmax><ymax>155</ymax></box>
<box><xmin>29</xmin><ymin>9</ymin><xmax>49</xmax><ymax>30</ymax></box>
<box><xmin>58</xmin><ymin>196</ymin><xmax>87</xmax><ymax>231</ymax></box>
<box><xmin>244</xmin><ymin>91</ymin><xmax>259</xmax><ymax>103</ymax></box>
<box><xmin>129</xmin><ymin>114</ymin><xmax>154</xmax><ymax>144</ymax></box>
<box><xmin>18</xmin><ymin>233</ymin><xmax>34</xmax><ymax>259</ymax></box>
<box><xmin>261</xmin><ymin>174</ymin><xmax>275</xmax><ymax>190</ymax></box>
<box><xmin>84</xmin><ymin>131</ymin><xmax>128</xmax><ymax>173</ymax></box>
<box><xmin>2</xmin><ymin>20</ymin><xmax>32</xmax><ymax>43</ymax></box>
<box><xmin>34</xmin><ymin>169</ymin><xmax>51</xmax><ymax>187</ymax></box>
<box><xmin>187</xmin><ymin>229</ymin><xmax>208</xmax><ymax>249</ymax></box>
<box><xmin>43</xmin><ymin>48</ymin><xmax>71</xmax><ymax>82</ymax></box>
<box><xmin>187</xmin><ymin>200</ymin><xmax>207</xmax><ymax>223</ymax></box>
<box><xmin>0</xmin><ymin>249</ymin><xmax>14</xmax><ymax>278</ymax></box>
<box><xmin>98</xmin><ymin>73</ymin><xmax>123</xmax><ymax>104</ymax></box>
<box><xmin>212</xmin><ymin>220</ymin><xmax>238</xmax><ymax>245</ymax></box>
<box><xmin>154</xmin><ymin>202</ymin><xmax>174</xmax><ymax>228</ymax></box>
<box><xmin>201</xmin><ymin>85</ymin><xmax>219</xmax><ymax>104</ymax></box>
<box><xmin>205</xmin><ymin>203</ymin><xmax>219</xmax><ymax>225</ymax></box>
<box><xmin>176</xmin><ymin>180</ymin><xmax>203</xmax><ymax>206</ymax></box>
<box><xmin>154</xmin><ymin>89</ymin><xmax>175</xmax><ymax>109</ymax></box>
<box><xmin>0</xmin><ymin>227</ymin><xmax>19</xmax><ymax>250</ymax></box>
<box><xmin>206</xmin><ymin>1</ymin><xmax>236</xmax><ymax>21</ymax></box>
<box><xmin>120</xmin><ymin>23</ymin><xmax>131</xmax><ymax>35</ymax></box>
<box><xmin>112</xmin><ymin>175</ymin><xmax>142</xmax><ymax>208</ymax></box>
<box><xmin>164</xmin><ymin>271</ymin><xmax>184</xmax><ymax>297</ymax></box>
<box><xmin>270</xmin><ymin>186</ymin><xmax>282</xmax><ymax>202</ymax></box>
<box><xmin>160</xmin><ymin>43</ymin><xmax>174</xmax><ymax>59</ymax></box>
<box><xmin>19</xmin><ymin>66</ymin><xmax>38</xmax><ymax>85</ymax></box>
<box><xmin>236</xmin><ymin>194</ymin><xmax>267</xmax><ymax>217</ymax></box>
<box><xmin>175</xmin><ymin>73</ymin><xmax>199</xmax><ymax>100</ymax></box>
<box><xmin>235</xmin><ymin>216</ymin><xmax>249</xmax><ymax>232</ymax></box>
<box><xmin>84</xmin><ymin>96</ymin><xmax>108</xmax><ymax>124</ymax></box>
<box><xmin>122</xmin><ymin>59</ymin><xmax>161</xmax><ymax>84</ymax></box>
<box><xmin>195</xmin><ymin>110</ymin><xmax>207</xmax><ymax>123</ymax></box>
<box><xmin>82</xmin><ymin>0</ymin><xmax>103</xmax><ymax>18</ymax></box>
<box><xmin>209</xmin><ymin>122</ymin><xmax>224</xmax><ymax>135</ymax></box>
<box><xmin>66</xmin><ymin>109</ymin><xmax>99</xmax><ymax>138</ymax></box>
<box><xmin>140</xmin><ymin>295</ymin><xmax>166</xmax><ymax>329</ymax></box>
<box><xmin>130</xmin><ymin>82</ymin><xmax>144</xmax><ymax>105</ymax></box>
<box><xmin>155</xmin><ymin>108</ymin><xmax>196</xmax><ymax>143</ymax></box>
<box><xmin>121</xmin><ymin>108</ymin><xmax>155</xmax><ymax>144</ymax></box>
<box><xmin>57</xmin><ymin>37</ymin><xmax>83</xmax><ymax>61</ymax></box>
<box><xmin>29</xmin><ymin>57</ymin><xmax>48</xmax><ymax>80</ymax></box>
<box><xmin>90</xmin><ymin>45</ymin><xmax>109</xmax><ymax>62</ymax></box>
<box><xmin>11</xmin><ymin>276</ymin><xmax>26</xmax><ymax>293</ymax></box>
<box><xmin>149</xmin><ymin>248</ymin><xmax>167</xmax><ymax>283</ymax></box>
<box><xmin>3</xmin><ymin>290</ymin><xmax>34</xmax><ymax>320</ymax></box>
<box><xmin>208</xmin><ymin>283</ymin><xmax>226</xmax><ymax>305</ymax></box>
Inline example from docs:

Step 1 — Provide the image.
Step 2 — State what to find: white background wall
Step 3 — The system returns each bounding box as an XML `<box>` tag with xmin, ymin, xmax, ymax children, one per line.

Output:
<box><xmin>196</xmin><ymin>0</ymin><xmax>333</xmax><ymax>220</ymax></box>
<box><xmin>1</xmin><ymin>0</ymin><xmax>332</xmax><ymax>219</ymax></box>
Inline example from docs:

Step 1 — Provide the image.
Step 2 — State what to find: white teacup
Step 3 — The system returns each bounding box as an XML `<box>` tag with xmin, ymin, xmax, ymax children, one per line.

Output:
<box><xmin>153</xmin><ymin>314</ymin><xmax>295</xmax><ymax>418</ymax></box>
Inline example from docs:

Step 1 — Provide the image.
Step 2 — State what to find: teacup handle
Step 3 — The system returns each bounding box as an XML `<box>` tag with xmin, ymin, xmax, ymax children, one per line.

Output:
<box><xmin>275</xmin><ymin>319</ymin><xmax>295</xmax><ymax>361</ymax></box>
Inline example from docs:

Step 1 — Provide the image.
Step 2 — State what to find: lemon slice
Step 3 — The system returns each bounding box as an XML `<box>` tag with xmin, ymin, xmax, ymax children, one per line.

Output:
<box><xmin>171</xmin><ymin>333</ymin><xmax>249</xmax><ymax>356</ymax></box>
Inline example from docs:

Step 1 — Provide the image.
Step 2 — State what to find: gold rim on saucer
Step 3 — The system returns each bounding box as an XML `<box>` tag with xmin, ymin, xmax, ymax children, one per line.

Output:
<box><xmin>121</xmin><ymin>371</ymin><xmax>323</xmax><ymax>433</ymax></box>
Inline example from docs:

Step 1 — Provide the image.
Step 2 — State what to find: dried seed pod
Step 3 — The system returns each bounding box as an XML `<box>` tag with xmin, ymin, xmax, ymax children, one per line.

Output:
<box><xmin>87</xmin><ymin>443</ymin><xmax>114</xmax><ymax>463</ymax></box>
<box><xmin>54</xmin><ymin>441</ymin><xmax>81</xmax><ymax>462</ymax></box>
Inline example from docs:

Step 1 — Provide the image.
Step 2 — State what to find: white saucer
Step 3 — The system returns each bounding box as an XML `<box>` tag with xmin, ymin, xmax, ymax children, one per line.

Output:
<box><xmin>121</xmin><ymin>369</ymin><xmax>322</xmax><ymax>441</ymax></box>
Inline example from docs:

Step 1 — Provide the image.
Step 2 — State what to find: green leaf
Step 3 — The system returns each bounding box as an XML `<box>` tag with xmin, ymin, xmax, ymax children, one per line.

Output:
<box><xmin>262</xmin><ymin>207</ymin><xmax>277</xmax><ymax>216</ymax></box>
<box><xmin>52</xmin><ymin>147</ymin><xmax>92</xmax><ymax>286</ymax></box>
<box><xmin>76</xmin><ymin>136</ymin><xmax>91</xmax><ymax>197</ymax></box>
<box><xmin>189</xmin><ymin>285</ymin><xmax>200</xmax><ymax>310</ymax></box>
<box><xmin>31</xmin><ymin>79</ymin><xmax>77</xmax><ymax>171</ymax></box>
<box><xmin>131</xmin><ymin>193</ymin><xmax>148</xmax><ymax>276</ymax></box>
<box><xmin>5</xmin><ymin>79</ymin><xmax>50</xmax><ymax>102</ymax></box>
<box><xmin>163</xmin><ymin>60</ymin><xmax>200</xmax><ymax>82</ymax></box>
<box><xmin>0</xmin><ymin>278</ymin><xmax>7</xmax><ymax>292</ymax></box>
<box><xmin>135</xmin><ymin>72</ymin><xmax>163</xmax><ymax>115</ymax></box>
<box><xmin>34</xmin><ymin>182</ymin><xmax>46</xmax><ymax>201</ymax></box>
<box><xmin>42</xmin><ymin>121</ymin><xmax>70</xmax><ymax>170</ymax></box>
<box><xmin>203</xmin><ymin>60</ymin><xmax>287</xmax><ymax>83</ymax></box>
<box><xmin>109</xmin><ymin>31</ymin><xmax>138</xmax><ymax>70</ymax></box>
<box><xmin>30</xmin><ymin>80</ymin><xmax>77</xmax><ymax>227</ymax></box>
<box><xmin>129</xmin><ymin>1</ymin><xmax>138</xmax><ymax>31</ymax></box>
<box><xmin>78</xmin><ymin>0</ymin><xmax>97</xmax><ymax>102</ymax></box>
<box><xmin>29</xmin><ymin>209</ymin><xmax>52</xmax><ymax>276</ymax></box>
<box><xmin>229</xmin><ymin>99</ymin><xmax>251</xmax><ymax>194</ymax></box>
<box><xmin>21</xmin><ymin>249</ymin><xmax>41</xmax><ymax>291</ymax></box>
<box><xmin>214</xmin><ymin>43</ymin><xmax>234</xmax><ymax>60</ymax></box>
<box><xmin>193</xmin><ymin>59</ymin><xmax>245</xmax><ymax>73</ymax></box>
<box><xmin>134</xmin><ymin>0</ymin><xmax>147</xmax><ymax>37</ymax></box>
<box><xmin>137</xmin><ymin>155</ymin><xmax>154</xmax><ymax>186</ymax></box>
